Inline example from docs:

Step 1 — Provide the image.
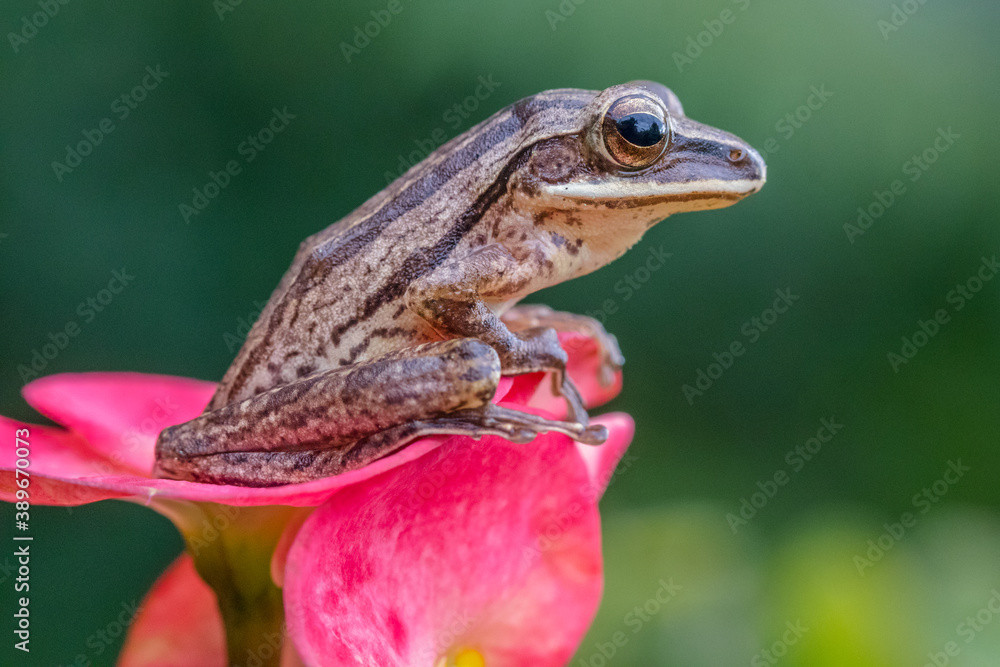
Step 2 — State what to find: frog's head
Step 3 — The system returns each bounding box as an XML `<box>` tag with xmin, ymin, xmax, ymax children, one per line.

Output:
<box><xmin>513</xmin><ymin>81</ymin><xmax>765</xmax><ymax>252</ymax></box>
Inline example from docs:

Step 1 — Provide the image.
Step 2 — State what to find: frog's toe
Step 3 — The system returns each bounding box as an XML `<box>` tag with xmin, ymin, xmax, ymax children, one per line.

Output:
<box><xmin>556</xmin><ymin>374</ymin><xmax>592</xmax><ymax>425</ymax></box>
<box><xmin>579</xmin><ymin>423</ymin><xmax>609</xmax><ymax>446</ymax></box>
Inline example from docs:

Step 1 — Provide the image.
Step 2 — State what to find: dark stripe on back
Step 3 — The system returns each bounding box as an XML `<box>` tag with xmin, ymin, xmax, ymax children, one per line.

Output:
<box><xmin>332</xmin><ymin>143</ymin><xmax>538</xmax><ymax>342</ymax></box>
<box><xmin>299</xmin><ymin>115</ymin><xmax>520</xmax><ymax>286</ymax></box>
<box><xmin>297</xmin><ymin>95</ymin><xmax>588</xmax><ymax>288</ymax></box>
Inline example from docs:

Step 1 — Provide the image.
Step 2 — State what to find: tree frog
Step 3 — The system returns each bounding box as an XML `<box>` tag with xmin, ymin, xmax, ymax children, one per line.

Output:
<box><xmin>154</xmin><ymin>81</ymin><xmax>765</xmax><ymax>486</ymax></box>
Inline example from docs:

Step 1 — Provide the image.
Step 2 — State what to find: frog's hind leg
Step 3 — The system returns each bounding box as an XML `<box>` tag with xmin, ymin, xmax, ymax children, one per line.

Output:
<box><xmin>153</xmin><ymin>337</ymin><xmax>604</xmax><ymax>487</ymax></box>
<box><xmin>172</xmin><ymin>405</ymin><xmax>606</xmax><ymax>487</ymax></box>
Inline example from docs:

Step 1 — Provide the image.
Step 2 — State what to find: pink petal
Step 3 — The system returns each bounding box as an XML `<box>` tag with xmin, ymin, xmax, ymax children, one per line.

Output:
<box><xmin>23</xmin><ymin>373</ymin><xmax>216</xmax><ymax>475</ymax></box>
<box><xmin>0</xmin><ymin>416</ymin><xmax>122</xmax><ymax>477</ymax></box>
<box><xmin>560</xmin><ymin>331</ymin><xmax>623</xmax><ymax>408</ymax></box>
<box><xmin>284</xmin><ymin>414</ymin><xmax>633</xmax><ymax>667</ymax></box>
<box><xmin>523</xmin><ymin>333</ymin><xmax>624</xmax><ymax>419</ymax></box>
<box><xmin>0</xmin><ymin>416</ymin><xmax>133</xmax><ymax>505</ymax></box>
<box><xmin>117</xmin><ymin>555</ymin><xmax>226</xmax><ymax>667</ymax></box>
<box><xmin>494</xmin><ymin>375</ymin><xmax>515</xmax><ymax>402</ymax></box>
<box><xmin>574</xmin><ymin>413</ymin><xmax>635</xmax><ymax>499</ymax></box>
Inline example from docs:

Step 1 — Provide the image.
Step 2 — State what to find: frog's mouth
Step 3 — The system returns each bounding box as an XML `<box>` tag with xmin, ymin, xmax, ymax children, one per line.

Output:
<box><xmin>536</xmin><ymin>176</ymin><xmax>763</xmax><ymax>211</ymax></box>
<box><xmin>545</xmin><ymin>176</ymin><xmax>761</xmax><ymax>200</ymax></box>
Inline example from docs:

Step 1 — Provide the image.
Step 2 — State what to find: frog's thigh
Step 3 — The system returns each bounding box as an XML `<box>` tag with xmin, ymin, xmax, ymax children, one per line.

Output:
<box><xmin>153</xmin><ymin>338</ymin><xmax>499</xmax><ymax>481</ymax></box>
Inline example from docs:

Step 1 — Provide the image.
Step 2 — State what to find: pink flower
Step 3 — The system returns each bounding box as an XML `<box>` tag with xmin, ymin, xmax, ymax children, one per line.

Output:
<box><xmin>1</xmin><ymin>333</ymin><xmax>633</xmax><ymax>666</ymax></box>
<box><xmin>282</xmin><ymin>409</ymin><xmax>632</xmax><ymax>667</ymax></box>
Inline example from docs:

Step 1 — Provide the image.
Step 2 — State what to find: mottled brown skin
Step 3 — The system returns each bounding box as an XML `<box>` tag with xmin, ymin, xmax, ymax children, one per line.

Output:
<box><xmin>154</xmin><ymin>81</ymin><xmax>766</xmax><ymax>486</ymax></box>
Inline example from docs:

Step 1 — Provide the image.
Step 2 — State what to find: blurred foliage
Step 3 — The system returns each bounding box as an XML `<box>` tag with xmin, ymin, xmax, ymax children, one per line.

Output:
<box><xmin>1</xmin><ymin>0</ymin><xmax>998</xmax><ymax>664</ymax></box>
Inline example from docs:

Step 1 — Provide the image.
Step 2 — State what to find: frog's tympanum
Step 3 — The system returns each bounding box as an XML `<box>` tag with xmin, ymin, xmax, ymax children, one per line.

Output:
<box><xmin>154</xmin><ymin>81</ymin><xmax>766</xmax><ymax>486</ymax></box>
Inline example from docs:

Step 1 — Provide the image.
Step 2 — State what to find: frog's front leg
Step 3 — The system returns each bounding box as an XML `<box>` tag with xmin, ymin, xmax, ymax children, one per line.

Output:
<box><xmin>406</xmin><ymin>243</ymin><xmax>601</xmax><ymax>429</ymax></box>
<box><xmin>501</xmin><ymin>304</ymin><xmax>625</xmax><ymax>387</ymax></box>
<box><xmin>153</xmin><ymin>338</ymin><xmax>598</xmax><ymax>486</ymax></box>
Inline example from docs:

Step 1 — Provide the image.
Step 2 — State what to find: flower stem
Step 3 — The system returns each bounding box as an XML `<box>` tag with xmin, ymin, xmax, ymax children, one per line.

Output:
<box><xmin>161</xmin><ymin>501</ymin><xmax>309</xmax><ymax>667</ymax></box>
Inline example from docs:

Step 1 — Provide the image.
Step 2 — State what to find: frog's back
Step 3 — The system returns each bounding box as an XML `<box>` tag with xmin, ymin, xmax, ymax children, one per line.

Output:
<box><xmin>209</xmin><ymin>88</ymin><xmax>596</xmax><ymax>409</ymax></box>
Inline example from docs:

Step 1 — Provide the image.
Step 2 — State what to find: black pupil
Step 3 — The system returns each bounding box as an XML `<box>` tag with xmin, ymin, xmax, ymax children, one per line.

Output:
<box><xmin>615</xmin><ymin>113</ymin><xmax>663</xmax><ymax>147</ymax></box>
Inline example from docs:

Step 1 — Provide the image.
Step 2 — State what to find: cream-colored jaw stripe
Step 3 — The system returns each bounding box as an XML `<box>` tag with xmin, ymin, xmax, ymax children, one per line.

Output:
<box><xmin>544</xmin><ymin>177</ymin><xmax>764</xmax><ymax>200</ymax></box>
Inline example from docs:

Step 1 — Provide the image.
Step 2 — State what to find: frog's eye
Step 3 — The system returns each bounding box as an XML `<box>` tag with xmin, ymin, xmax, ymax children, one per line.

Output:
<box><xmin>601</xmin><ymin>95</ymin><xmax>669</xmax><ymax>170</ymax></box>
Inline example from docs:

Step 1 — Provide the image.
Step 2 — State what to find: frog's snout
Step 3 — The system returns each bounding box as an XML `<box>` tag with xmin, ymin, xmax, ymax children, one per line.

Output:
<box><xmin>731</xmin><ymin>143</ymin><xmax>767</xmax><ymax>193</ymax></box>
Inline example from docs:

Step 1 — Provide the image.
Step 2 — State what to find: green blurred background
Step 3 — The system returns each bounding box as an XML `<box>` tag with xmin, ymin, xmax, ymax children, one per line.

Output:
<box><xmin>2</xmin><ymin>0</ymin><xmax>999</xmax><ymax>664</ymax></box>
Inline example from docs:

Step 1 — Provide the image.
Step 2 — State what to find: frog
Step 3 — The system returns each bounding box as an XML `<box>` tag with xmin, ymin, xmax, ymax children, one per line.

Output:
<box><xmin>153</xmin><ymin>80</ymin><xmax>766</xmax><ymax>487</ymax></box>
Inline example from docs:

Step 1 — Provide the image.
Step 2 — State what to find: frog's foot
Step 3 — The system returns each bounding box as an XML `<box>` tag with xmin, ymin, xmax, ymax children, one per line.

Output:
<box><xmin>501</xmin><ymin>304</ymin><xmax>625</xmax><ymax>387</ymax></box>
<box><xmin>454</xmin><ymin>404</ymin><xmax>608</xmax><ymax>445</ymax></box>
<box><xmin>495</xmin><ymin>325</ymin><xmax>593</xmax><ymax>427</ymax></box>
<box><xmin>342</xmin><ymin>403</ymin><xmax>607</xmax><ymax>471</ymax></box>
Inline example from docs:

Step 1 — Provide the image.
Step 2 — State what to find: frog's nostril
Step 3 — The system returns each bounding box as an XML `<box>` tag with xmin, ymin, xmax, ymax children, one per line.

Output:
<box><xmin>728</xmin><ymin>148</ymin><xmax>747</xmax><ymax>163</ymax></box>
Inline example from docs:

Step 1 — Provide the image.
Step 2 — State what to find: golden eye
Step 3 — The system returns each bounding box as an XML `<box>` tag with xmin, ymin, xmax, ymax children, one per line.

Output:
<box><xmin>601</xmin><ymin>95</ymin><xmax>669</xmax><ymax>170</ymax></box>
